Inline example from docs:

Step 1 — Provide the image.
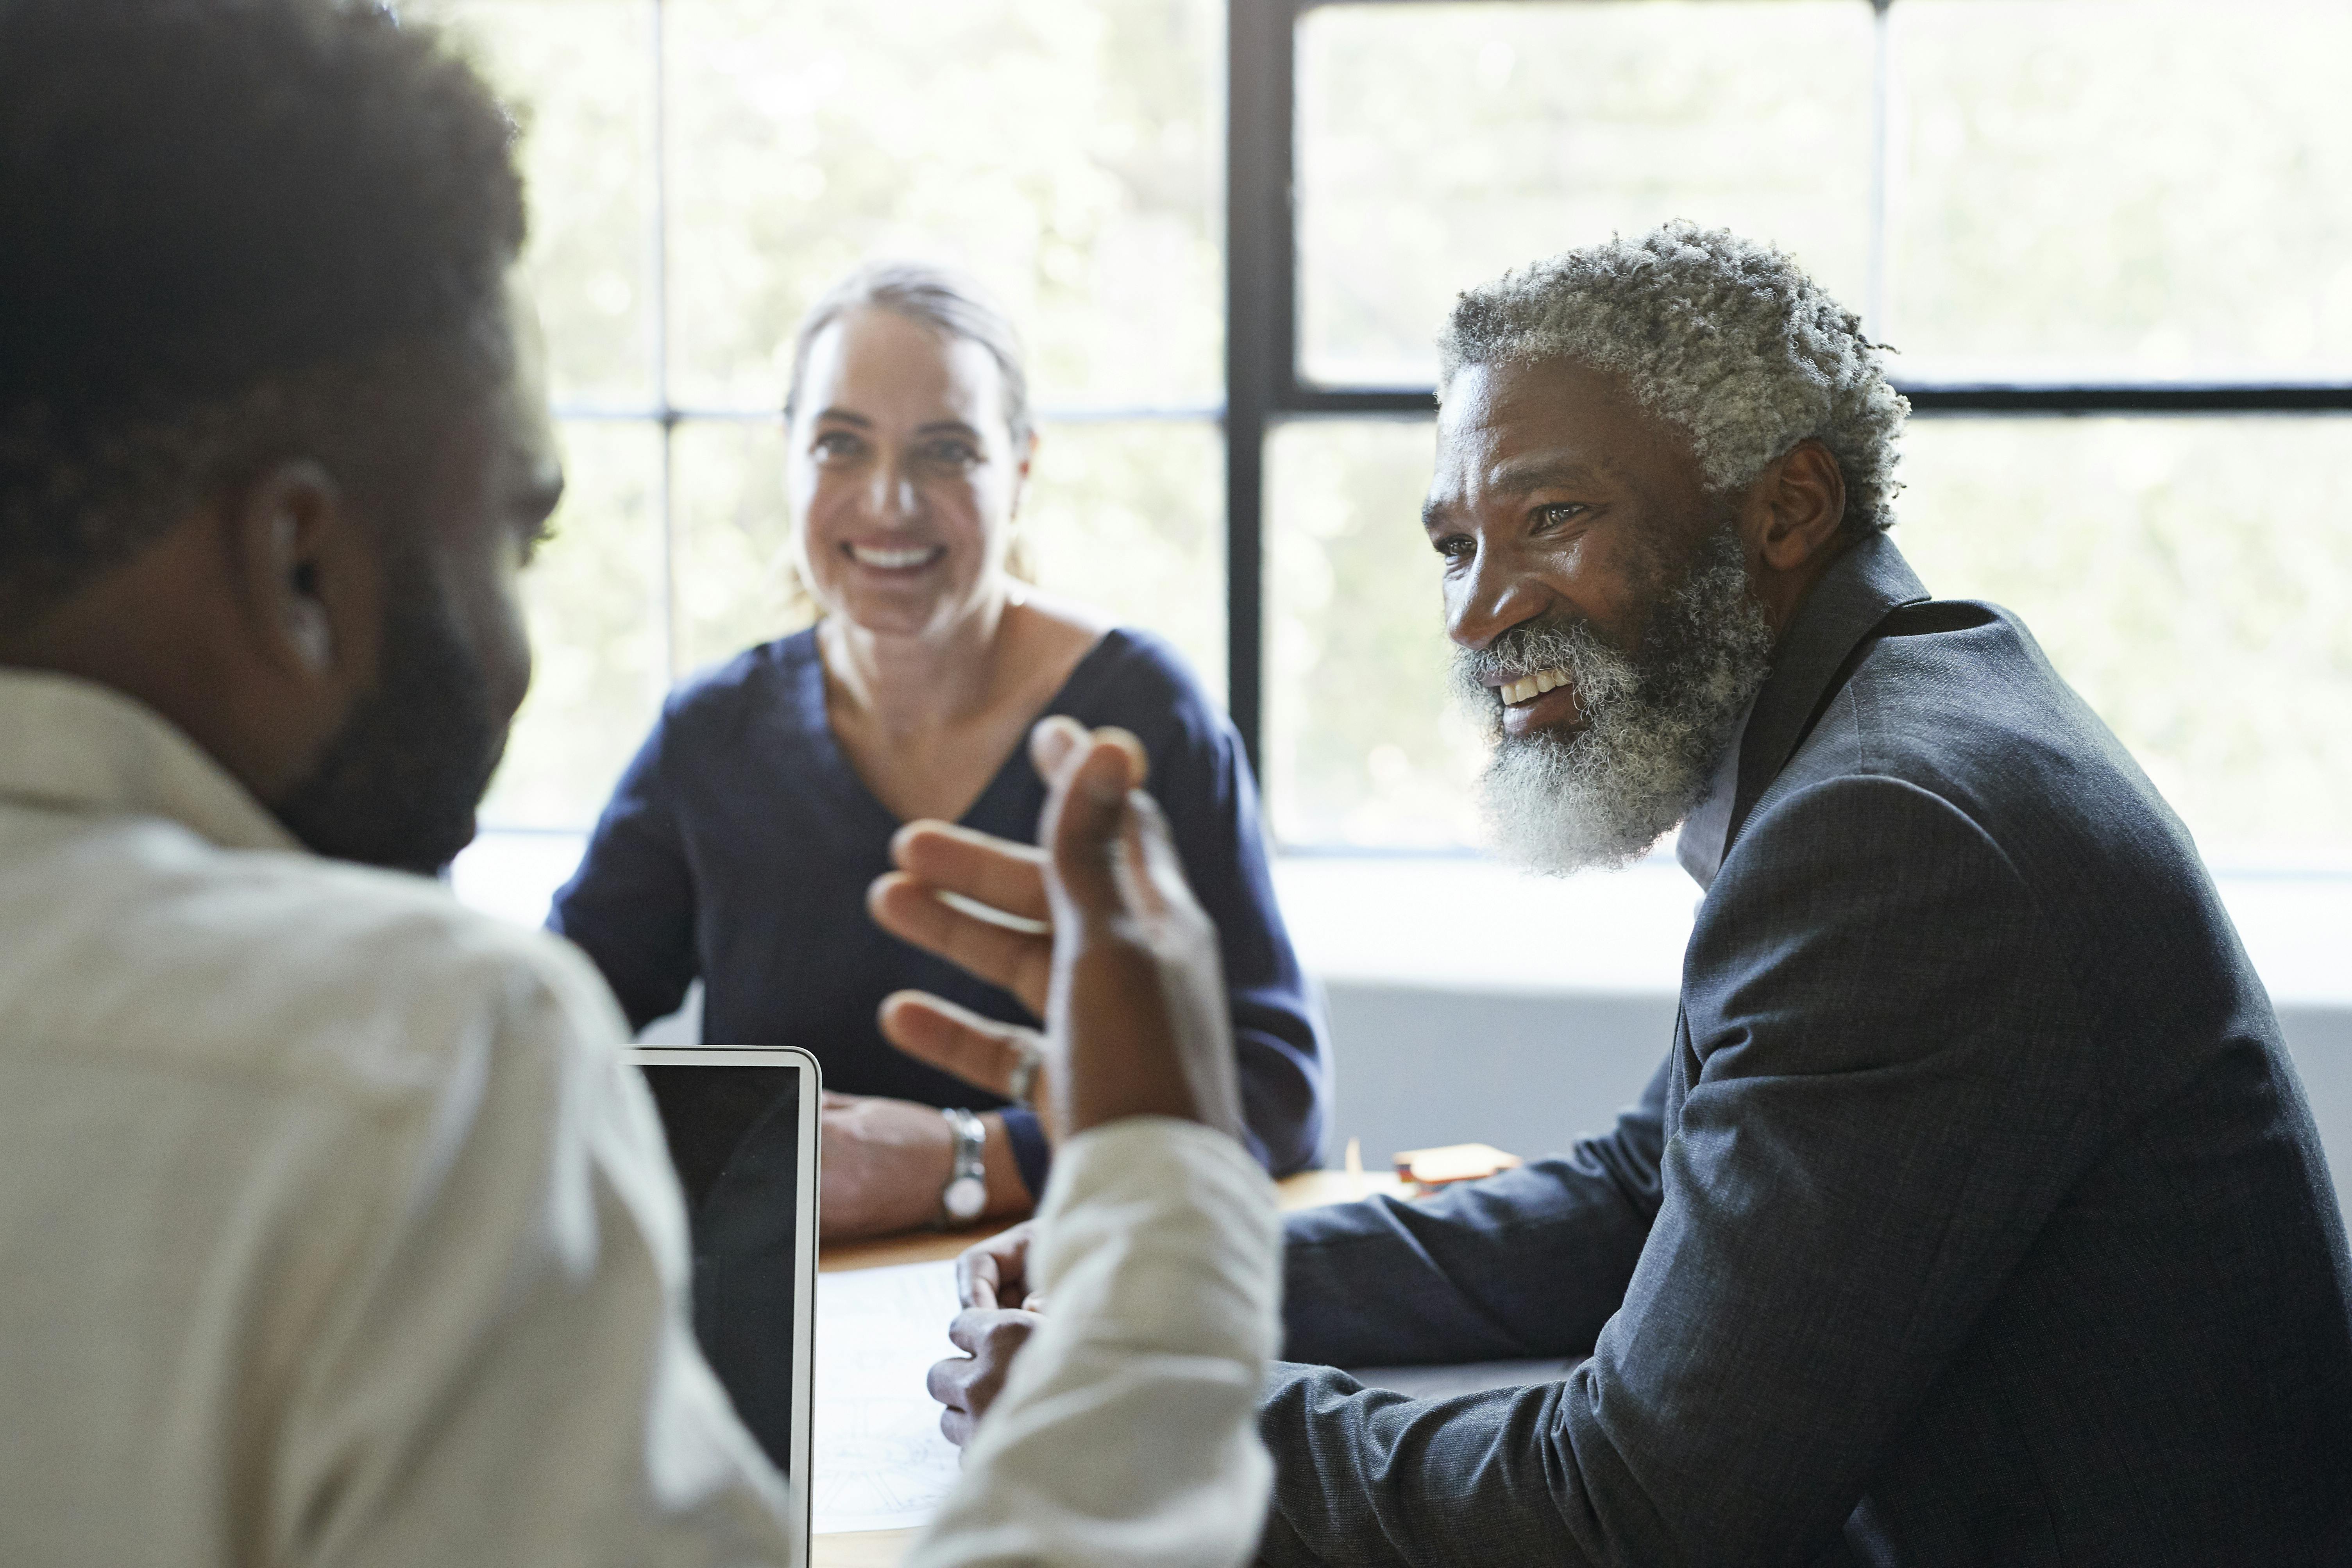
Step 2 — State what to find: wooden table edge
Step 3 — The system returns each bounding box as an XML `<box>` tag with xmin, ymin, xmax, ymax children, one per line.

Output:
<box><xmin>807</xmin><ymin>1168</ymin><xmax>1408</xmax><ymax>1565</ymax></box>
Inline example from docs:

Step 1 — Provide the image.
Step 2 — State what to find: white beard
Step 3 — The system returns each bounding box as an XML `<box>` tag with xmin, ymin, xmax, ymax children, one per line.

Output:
<box><xmin>1456</xmin><ymin>526</ymin><xmax>1774</xmax><ymax>876</ymax></box>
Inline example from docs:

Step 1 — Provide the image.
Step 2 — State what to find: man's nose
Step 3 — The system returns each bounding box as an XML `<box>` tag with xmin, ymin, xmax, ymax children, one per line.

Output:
<box><xmin>1446</xmin><ymin>542</ymin><xmax>1551</xmax><ymax>651</ymax></box>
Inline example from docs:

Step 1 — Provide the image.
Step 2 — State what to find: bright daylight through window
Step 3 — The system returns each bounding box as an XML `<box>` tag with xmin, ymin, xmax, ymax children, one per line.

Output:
<box><xmin>427</xmin><ymin>0</ymin><xmax>2351</xmax><ymax>876</ymax></box>
<box><xmin>412</xmin><ymin>0</ymin><xmax>1225</xmax><ymax>832</ymax></box>
<box><xmin>1273</xmin><ymin>0</ymin><xmax>2352</xmax><ymax>865</ymax></box>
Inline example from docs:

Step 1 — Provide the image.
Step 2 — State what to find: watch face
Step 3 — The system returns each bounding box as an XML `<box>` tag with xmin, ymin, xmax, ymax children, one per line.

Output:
<box><xmin>944</xmin><ymin>1174</ymin><xmax>988</xmax><ymax>1221</ymax></box>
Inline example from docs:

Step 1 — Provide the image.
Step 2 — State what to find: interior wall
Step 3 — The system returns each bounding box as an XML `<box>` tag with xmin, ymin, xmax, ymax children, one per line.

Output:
<box><xmin>1322</xmin><ymin>980</ymin><xmax>2352</xmax><ymax>1219</ymax></box>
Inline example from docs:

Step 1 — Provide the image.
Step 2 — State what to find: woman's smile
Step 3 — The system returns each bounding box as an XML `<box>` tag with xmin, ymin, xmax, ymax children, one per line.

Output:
<box><xmin>843</xmin><ymin>540</ymin><xmax>948</xmax><ymax>574</ymax></box>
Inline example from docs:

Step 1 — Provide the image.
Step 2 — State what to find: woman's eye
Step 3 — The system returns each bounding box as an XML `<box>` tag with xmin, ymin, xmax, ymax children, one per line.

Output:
<box><xmin>923</xmin><ymin>440</ymin><xmax>981</xmax><ymax>468</ymax></box>
<box><xmin>812</xmin><ymin>431</ymin><xmax>863</xmax><ymax>461</ymax></box>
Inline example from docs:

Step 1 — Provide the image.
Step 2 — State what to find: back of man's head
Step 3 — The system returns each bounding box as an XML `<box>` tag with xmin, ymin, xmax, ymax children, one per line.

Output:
<box><xmin>0</xmin><ymin>0</ymin><xmax>551</xmax><ymax>874</ymax></box>
<box><xmin>0</xmin><ymin>0</ymin><xmax>525</xmax><ymax>622</ymax></box>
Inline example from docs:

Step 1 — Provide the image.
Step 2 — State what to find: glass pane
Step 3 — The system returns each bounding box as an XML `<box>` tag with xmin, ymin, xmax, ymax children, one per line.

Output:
<box><xmin>1297</xmin><ymin>0</ymin><xmax>1875</xmax><ymax>388</ymax></box>
<box><xmin>663</xmin><ymin>0</ymin><xmax>1222</xmax><ymax>411</ymax></box>
<box><xmin>1894</xmin><ymin>417</ymin><xmax>2352</xmax><ymax>867</ymax></box>
<box><xmin>415</xmin><ymin>0</ymin><xmax>656</xmax><ymax>407</ymax></box>
<box><xmin>671</xmin><ymin>419</ymin><xmax>807</xmax><ymax>679</ymax></box>
<box><xmin>1267</xmin><ymin>415</ymin><xmax>2352</xmax><ymax>866</ymax></box>
<box><xmin>670</xmin><ymin>418</ymin><xmax>1226</xmax><ymax>697</ymax></box>
<box><xmin>481</xmin><ymin>420</ymin><xmax>666</xmax><ymax>829</ymax></box>
<box><xmin>1265</xmin><ymin>419</ymin><xmax>1488</xmax><ymax>849</ymax></box>
<box><xmin>1888</xmin><ymin>0</ymin><xmax>2352</xmax><ymax>377</ymax></box>
<box><xmin>1022</xmin><ymin>420</ymin><xmax>1226</xmax><ymax>699</ymax></box>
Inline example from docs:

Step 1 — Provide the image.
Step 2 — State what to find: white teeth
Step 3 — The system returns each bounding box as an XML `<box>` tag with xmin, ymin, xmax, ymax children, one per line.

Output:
<box><xmin>1500</xmin><ymin>666</ymin><xmax>1569</xmax><ymax>706</ymax></box>
<box><xmin>850</xmin><ymin>544</ymin><xmax>939</xmax><ymax>569</ymax></box>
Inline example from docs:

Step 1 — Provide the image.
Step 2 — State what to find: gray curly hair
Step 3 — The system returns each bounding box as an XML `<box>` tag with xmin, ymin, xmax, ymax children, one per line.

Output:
<box><xmin>1438</xmin><ymin>221</ymin><xmax>1907</xmax><ymax>536</ymax></box>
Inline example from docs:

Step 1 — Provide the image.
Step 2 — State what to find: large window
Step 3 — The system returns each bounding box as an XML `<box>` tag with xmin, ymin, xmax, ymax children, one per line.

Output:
<box><xmin>435</xmin><ymin>0</ymin><xmax>2352</xmax><ymax>873</ymax></box>
<box><xmin>1248</xmin><ymin>0</ymin><xmax>2352</xmax><ymax>864</ymax></box>
<box><xmin>417</xmin><ymin>0</ymin><xmax>1225</xmax><ymax>830</ymax></box>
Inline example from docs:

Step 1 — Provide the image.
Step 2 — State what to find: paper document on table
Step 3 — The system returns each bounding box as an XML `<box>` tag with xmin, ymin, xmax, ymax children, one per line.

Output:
<box><xmin>812</xmin><ymin>1259</ymin><xmax>965</xmax><ymax>1535</ymax></box>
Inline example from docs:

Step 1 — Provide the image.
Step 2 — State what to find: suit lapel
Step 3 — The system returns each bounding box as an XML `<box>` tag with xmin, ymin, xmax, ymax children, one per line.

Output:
<box><xmin>1723</xmin><ymin>532</ymin><xmax>1930</xmax><ymax>851</ymax></box>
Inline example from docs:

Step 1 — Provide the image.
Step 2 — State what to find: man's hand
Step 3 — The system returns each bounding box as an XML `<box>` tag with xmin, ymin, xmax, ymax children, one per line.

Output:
<box><xmin>873</xmin><ymin>717</ymin><xmax>1246</xmax><ymax>1443</ymax></box>
<box><xmin>956</xmin><ymin>1219</ymin><xmax>1042</xmax><ymax>1312</ymax></box>
<box><xmin>867</xmin><ymin>717</ymin><xmax>1243</xmax><ymax>1142</ymax></box>
<box><xmin>870</xmin><ymin>825</ymin><xmax>1054</xmax><ymax>1017</ymax></box>
<box><xmin>926</xmin><ymin>1307</ymin><xmax>1042</xmax><ymax>1448</ymax></box>
<box><xmin>920</xmin><ymin>1221</ymin><xmax>1048</xmax><ymax>1448</ymax></box>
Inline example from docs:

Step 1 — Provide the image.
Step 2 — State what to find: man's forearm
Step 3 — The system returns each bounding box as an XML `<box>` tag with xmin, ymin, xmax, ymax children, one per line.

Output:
<box><xmin>1254</xmin><ymin>1365</ymin><xmax>1602</xmax><ymax>1568</ymax></box>
<box><xmin>910</xmin><ymin>1118</ymin><xmax>1282</xmax><ymax>1568</ymax></box>
<box><xmin>1281</xmin><ymin>1057</ymin><xmax>1670</xmax><ymax>1369</ymax></box>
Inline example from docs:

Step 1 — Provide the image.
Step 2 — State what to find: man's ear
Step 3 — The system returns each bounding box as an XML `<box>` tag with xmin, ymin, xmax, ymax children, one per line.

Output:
<box><xmin>1747</xmin><ymin>437</ymin><xmax>1848</xmax><ymax>573</ymax></box>
<box><xmin>224</xmin><ymin>458</ymin><xmax>376</xmax><ymax>686</ymax></box>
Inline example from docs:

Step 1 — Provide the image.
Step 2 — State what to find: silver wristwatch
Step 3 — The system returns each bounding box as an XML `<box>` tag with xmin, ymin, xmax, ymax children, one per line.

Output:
<box><xmin>939</xmin><ymin>1107</ymin><xmax>988</xmax><ymax>1227</ymax></box>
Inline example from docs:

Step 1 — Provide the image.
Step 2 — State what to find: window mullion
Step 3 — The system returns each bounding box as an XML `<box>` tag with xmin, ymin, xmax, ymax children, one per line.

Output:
<box><xmin>1866</xmin><ymin>0</ymin><xmax>1892</xmax><ymax>342</ymax></box>
<box><xmin>646</xmin><ymin>0</ymin><xmax>678</xmax><ymax>689</ymax></box>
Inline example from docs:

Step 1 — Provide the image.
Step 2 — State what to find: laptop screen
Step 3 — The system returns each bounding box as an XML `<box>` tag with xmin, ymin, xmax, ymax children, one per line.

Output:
<box><xmin>639</xmin><ymin>1063</ymin><xmax>806</xmax><ymax>1477</ymax></box>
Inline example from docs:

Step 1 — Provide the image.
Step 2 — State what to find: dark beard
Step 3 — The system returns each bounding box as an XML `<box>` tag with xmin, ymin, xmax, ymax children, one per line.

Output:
<box><xmin>271</xmin><ymin>554</ymin><xmax>503</xmax><ymax>876</ymax></box>
<box><xmin>1449</xmin><ymin>520</ymin><xmax>1773</xmax><ymax>874</ymax></box>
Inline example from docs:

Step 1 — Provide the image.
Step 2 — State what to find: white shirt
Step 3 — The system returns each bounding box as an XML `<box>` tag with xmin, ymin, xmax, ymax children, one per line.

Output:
<box><xmin>912</xmin><ymin>1119</ymin><xmax>1280</xmax><ymax>1568</ymax></box>
<box><xmin>0</xmin><ymin>667</ymin><xmax>1279</xmax><ymax>1568</ymax></box>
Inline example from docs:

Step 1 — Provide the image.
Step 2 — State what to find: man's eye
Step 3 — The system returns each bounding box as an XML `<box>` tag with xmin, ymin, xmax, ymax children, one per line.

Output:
<box><xmin>1537</xmin><ymin>503</ymin><xmax>1587</xmax><ymax>528</ymax></box>
<box><xmin>1433</xmin><ymin>534</ymin><xmax>1474</xmax><ymax>563</ymax></box>
<box><xmin>520</xmin><ymin>523</ymin><xmax>558</xmax><ymax>567</ymax></box>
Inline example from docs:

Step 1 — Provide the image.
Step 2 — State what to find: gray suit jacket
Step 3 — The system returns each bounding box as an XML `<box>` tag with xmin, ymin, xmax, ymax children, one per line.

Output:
<box><xmin>1260</xmin><ymin>535</ymin><xmax>2352</xmax><ymax>1565</ymax></box>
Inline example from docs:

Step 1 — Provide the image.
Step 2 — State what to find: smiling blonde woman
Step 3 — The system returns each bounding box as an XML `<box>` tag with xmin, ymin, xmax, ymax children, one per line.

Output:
<box><xmin>551</xmin><ymin>263</ymin><xmax>1329</xmax><ymax>1239</ymax></box>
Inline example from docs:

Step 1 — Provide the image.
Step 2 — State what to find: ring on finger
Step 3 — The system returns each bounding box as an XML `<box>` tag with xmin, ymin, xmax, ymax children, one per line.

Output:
<box><xmin>1005</xmin><ymin>1038</ymin><xmax>1045</xmax><ymax>1109</ymax></box>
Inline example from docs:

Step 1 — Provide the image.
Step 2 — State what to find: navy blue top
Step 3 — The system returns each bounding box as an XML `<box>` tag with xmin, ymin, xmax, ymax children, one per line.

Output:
<box><xmin>549</xmin><ymin>626</ymin><xmax>1329</xmax><ymax>1194</ymax></box>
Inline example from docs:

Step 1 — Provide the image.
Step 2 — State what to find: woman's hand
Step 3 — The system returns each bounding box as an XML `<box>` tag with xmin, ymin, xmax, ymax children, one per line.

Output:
<box><xmin>817</xmin><ymin>1092</ymin><xmax>1025</xmax><ymax>1240</ymax></box>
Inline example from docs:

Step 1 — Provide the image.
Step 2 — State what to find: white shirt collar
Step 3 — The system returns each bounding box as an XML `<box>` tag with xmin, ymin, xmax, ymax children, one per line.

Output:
<box><xmin>1674</xmin><ymin>695</ymin><xmax>1758</xmax><ymax>893</ymax></box>
<box><xmin>0</xmin><ymin>667</ymin><xmax>302</xmax><ymax>854</ymax></box>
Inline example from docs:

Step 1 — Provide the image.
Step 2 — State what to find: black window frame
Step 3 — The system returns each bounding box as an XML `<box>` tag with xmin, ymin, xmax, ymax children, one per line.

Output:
<box><xmin>1222</xmin><ymin>0</ymin><xmax>2352</xmax><ymax>785</ymax></box>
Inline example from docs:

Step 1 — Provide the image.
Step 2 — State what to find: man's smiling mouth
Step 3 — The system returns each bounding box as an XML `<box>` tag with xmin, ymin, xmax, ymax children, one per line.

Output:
<box><xmin>1495</xmin><ymin>665</ymin><xmax>1570</xmax><ymax>706</ymax></box>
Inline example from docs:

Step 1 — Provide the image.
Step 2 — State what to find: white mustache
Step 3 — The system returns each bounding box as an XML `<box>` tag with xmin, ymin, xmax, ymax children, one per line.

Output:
<box><xmin>1453</xmin><ymin>620</ymin><xmax>1638</xmax><ymax>720</ymax></box>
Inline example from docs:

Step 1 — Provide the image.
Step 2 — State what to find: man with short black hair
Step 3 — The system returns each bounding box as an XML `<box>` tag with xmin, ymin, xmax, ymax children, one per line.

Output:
<box><xmin>0</xmin><ymin>0</ymin><xmax>541</xmax><ymax>873</ymax></box>
<box><xmin>916</xmin><ymin>224</ymin><xmax>2352</xmax><ymax>1564</ymax></box>
<box><xmin>0</xmin><ymin>4</ymin><xmax>789</xmax><ymax>1558</ymax></box>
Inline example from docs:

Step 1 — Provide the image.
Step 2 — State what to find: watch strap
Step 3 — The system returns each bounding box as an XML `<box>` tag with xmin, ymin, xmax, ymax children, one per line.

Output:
<box><xmin>938</xmin><ymin>1107</ymin><xmax>988</xmax><ymax>1227</ymax></box>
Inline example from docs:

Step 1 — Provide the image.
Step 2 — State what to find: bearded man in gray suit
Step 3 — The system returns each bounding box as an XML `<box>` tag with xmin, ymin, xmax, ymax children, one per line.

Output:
<box><xmin>916</xmin><ymin>222</ymin><xmax>2352</xmax><ymax>1563</ymax></box>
